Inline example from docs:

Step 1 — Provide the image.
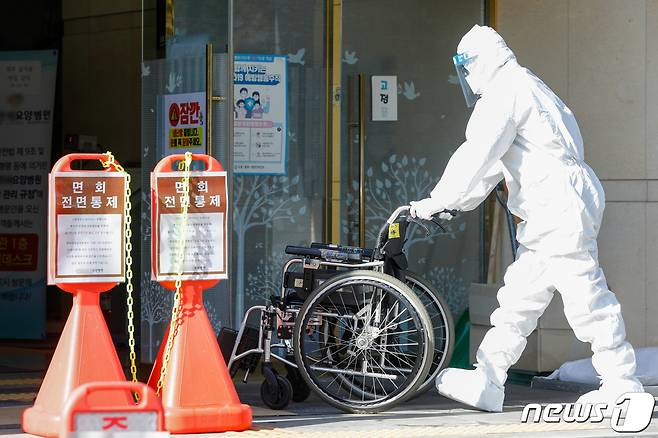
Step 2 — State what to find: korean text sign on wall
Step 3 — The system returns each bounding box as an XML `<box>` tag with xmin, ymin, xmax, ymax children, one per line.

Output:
<box><xmin>372</xmin><ymin>75</ymin><xmax>398</xmax><ymax>121</ymax></box>
<box><xmin>0</xmin><ymin>50</ymin><xmax>57</xmax><ymax>338</ymax></box>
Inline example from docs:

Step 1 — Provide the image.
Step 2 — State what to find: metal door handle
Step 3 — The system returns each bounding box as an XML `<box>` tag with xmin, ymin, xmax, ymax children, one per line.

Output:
<box><xmin>358</xmin><ymin>74</ymin><xmax>366</xmax><ymax>247</ymax></box>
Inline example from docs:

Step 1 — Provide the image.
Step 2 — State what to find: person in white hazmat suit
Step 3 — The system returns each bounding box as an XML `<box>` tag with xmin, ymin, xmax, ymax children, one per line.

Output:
<box><xmin>409</xmin><ymin>24</ymin><xmax>644</xmax><ymax>413</ymax></box>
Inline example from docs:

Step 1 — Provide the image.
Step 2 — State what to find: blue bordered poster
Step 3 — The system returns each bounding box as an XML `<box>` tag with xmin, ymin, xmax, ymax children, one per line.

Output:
<box><xmin>233</xmin><ymin>54</ymin><xmax>287</xmax><ymax>175</ymax></box>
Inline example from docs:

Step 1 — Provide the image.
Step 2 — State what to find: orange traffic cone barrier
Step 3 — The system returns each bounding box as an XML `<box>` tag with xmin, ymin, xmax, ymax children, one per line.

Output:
<box><xmin>148</xmin><ymin>282</ymin><xmax>252</xmax><ymax>433</ymax></box>
<box><xmin>23</xmin><ymin>286</ymin><xmax>131</xmax><ymax>437</ymax></box>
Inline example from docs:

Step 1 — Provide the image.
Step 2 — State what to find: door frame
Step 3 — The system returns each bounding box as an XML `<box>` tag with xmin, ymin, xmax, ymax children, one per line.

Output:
<box><xmin>324</xmin><ymin>0</ymin><xmax>343</xmax><ymax>243</ymax></box>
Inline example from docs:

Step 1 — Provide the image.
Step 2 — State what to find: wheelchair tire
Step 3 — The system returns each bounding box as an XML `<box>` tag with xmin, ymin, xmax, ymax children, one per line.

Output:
<box><xmin>260</xmin><ymin>374</ymin><xmax>293</xmax><ymax>410</ymax></box>
<box><xmin>404</xmin><ymin>271</ymin><xmax>455</xmax><ymax>396</ymax></box>
<box><xmin>286</xmin><ymin>362</ymin><xmax>312</xmax><ymax>402</ymax></box>
<box><xmin>292</xmin><ymin>270</ymin><xmax>433</xmax><ymax>413</ymax></box>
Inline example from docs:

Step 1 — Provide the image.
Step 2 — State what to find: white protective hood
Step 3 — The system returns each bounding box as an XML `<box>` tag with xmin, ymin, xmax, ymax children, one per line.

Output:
<box><xmin>456</xmin><ymin>25</ymin><xmax>516</xmax><ymax>95</ymax></box>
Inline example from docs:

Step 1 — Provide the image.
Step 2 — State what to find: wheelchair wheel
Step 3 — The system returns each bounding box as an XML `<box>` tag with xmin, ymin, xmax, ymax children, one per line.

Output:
<box><xmin>260</xmin><ymin>374</ymin><xmax>293</xmax><ymax>410</ymax></box>
<box><xmin>285</xmin><ymin>361</ymin><xmax>312</xmax><ymax>402</ymax></box>
<box><xmin>404</xmin><ymin>271</ymin><xmax>455</xmax><ymax>395</ymax></box>
<box><xmin>292</xmin><ymin>270</ymin><xmax>433</xmax><ymax>413</ymax></box>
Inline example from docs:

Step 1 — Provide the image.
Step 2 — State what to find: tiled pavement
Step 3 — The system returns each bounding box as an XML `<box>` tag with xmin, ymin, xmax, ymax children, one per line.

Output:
<box><xmin>0</xmin><ymin>341</ymin><xmax>656</xmax><ymax>437</ymax></box>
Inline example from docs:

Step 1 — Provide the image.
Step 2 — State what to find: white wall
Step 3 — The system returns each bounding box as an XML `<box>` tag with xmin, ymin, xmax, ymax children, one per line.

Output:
<box><xmin>496</xmin><ymin>0</ymin><xmax>658</xmax><ymax>347</ymax></box>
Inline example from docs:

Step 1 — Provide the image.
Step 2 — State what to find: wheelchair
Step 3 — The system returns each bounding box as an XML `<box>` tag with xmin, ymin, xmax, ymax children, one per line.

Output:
<box><xmin>222</xmin><ymin>206</ymin><xmax>455</xmax><ymax>413</ymax></box>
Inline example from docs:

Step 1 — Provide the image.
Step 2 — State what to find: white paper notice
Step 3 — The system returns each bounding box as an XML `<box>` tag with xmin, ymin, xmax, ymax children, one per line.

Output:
<box><xmin>158</xmin><ymin>212</ymin><xmax>225</xmax><ymax>280</ymax></box>
<box><xmin>56</xmin><ymin>214</ymin><xmax>123</xmax><ymax>279</ymax></box>
<box><xmin>372</xmin><ymin>75</ymin><xmax>398</xmax><ymax>121</ymax></box>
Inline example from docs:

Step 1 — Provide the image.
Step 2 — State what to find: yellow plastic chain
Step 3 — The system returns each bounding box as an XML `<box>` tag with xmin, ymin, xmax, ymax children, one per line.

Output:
<box><xmin>100</xmin><ymin>151</ymin><xmax>139</xmax><ymax>385</ymax></box>
<box><xmin>155</xmin><ymin>151</ymin><xmax>193</xmax><ymax>396</ymax></box>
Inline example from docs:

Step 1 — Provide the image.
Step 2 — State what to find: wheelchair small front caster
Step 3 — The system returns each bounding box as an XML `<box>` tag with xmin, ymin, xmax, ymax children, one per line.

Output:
<box><xmin>260</xmin><ymin>374</ymin><xmax>292</xmax><ymax>410</ymax></box>
<box><xmin>261</xmin><ymin>363</ymin><xmax>292</xmax><ymax>410</ymax></box>
<box><xmin>286</xmin><ymin>362</ymin><xmax>311</xmax><ymax>402</ymax></box>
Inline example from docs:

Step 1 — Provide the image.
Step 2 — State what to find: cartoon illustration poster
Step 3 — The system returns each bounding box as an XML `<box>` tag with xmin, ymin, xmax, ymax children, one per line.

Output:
<box><xmin>233</xmin><ymin>54</ymin><xmax>287</xmax><ymax>175</ymax></box>
<box><xmin>162</xmin><ymin>91</ymin><xmax>206</xmax><ymax>156</ymax></box>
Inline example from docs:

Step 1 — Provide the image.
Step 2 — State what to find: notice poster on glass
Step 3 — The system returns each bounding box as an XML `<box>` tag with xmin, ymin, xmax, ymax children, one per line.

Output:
<box><xmin>162</xmin><ymin>91</ymin><xmax>206</xmax><ymax>156</ymax></box>
<box><xmin>48</xmin><ymin>172</ymin><xmax>127</xmax><ymax>283</ymax></box>
<box><xmin>0</xmin><ymin>50</ymin><xmax>57</xmax><ymax>338</ymax></box>
<box><xmin>152</xmin><ymin>172</ymin><xmax>228</xmax><ymax>281</ymax></box>
<box><xmin>233</xmin><ymin>54</ymin><xmax>287</xmax><ymax>175</ymax></box>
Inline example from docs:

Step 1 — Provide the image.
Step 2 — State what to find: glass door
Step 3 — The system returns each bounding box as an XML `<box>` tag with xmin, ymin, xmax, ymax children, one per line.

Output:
<box><xmin>232</xmin><ymin>0</ymin><xmax>327</xmax><ymax>323</ymax></box>
<box><xmin>141</xmin><ymin>1</ymin><xmax>328</xmax><ymax>356</ymax></box>
<box><xmin>140</xmin><ymin>0</ymin><xmax>233</xmax><ymax>361</ymax></box>
<box><xmin>340</xmin><ymin>0</ymin><xmax>485</xmax><ymax>322</ymax></box>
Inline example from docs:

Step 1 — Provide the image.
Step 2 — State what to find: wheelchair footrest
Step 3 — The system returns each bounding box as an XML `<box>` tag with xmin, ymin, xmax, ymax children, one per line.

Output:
<box><xmin>218</xmin><ymin>326</ymin><xmax>260</xmax><ymax>376</ymax></box>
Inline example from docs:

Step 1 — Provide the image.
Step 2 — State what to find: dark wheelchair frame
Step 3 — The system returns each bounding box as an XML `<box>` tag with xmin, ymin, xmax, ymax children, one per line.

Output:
<box><xmin>220</xmin><ymin>206</ymin><xmax>456</xmax><ymax>413</ymax></box>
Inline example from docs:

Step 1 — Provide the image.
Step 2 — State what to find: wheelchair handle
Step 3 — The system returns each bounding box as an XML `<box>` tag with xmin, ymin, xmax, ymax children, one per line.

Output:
<box><xmin>373</xmin><ymin>206</ymin><xmax>459</xmax><ymax>258</ymax></box>
<box><xmin>434</xmin><ymin>209</ymin><xmax>459</xmax><ymax>219</ymax></box>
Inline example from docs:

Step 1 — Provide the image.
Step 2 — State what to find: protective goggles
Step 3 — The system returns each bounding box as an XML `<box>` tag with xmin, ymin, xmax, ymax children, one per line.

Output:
<box><xmin>453</xmin><ymin>53</ymin><xmax>479</xmax><ymax>107</ymax></box>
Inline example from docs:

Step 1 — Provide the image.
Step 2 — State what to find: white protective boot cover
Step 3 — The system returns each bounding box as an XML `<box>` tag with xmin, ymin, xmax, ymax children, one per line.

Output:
<box><xmin>548</xmin><ymin>347</ymin><xmax>658</xmax><ymax>386</ymax></box>
<box><xmin>576</xmin><ymin>377</ymin><xmax>645</xmax><ymax>416</ymax></box>
<box><xmin>435</xmin><ymin>367</ymin><xmax>505</xmax><ymax>413</ymax></box>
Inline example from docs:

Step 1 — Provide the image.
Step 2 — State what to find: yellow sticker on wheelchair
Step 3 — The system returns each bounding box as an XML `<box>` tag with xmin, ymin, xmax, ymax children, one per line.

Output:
<box><xmin>388</xmin><ymin>223</ymin><xmax>400</xmax><ymax>239</ymax></box>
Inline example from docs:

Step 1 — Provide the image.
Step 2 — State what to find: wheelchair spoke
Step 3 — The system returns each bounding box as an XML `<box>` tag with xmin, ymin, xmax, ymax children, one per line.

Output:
<box><xmin>297</xmin><ymin>274</ymin><xmax>431</xmax><ymax>411</ymax></box>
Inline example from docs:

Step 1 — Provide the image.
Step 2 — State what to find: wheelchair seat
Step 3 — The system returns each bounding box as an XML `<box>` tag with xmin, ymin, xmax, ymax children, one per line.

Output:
<box><xmin>284</xmin><ymin>243</ymin><xmax>372</xmax><ymax>263</ymax></box>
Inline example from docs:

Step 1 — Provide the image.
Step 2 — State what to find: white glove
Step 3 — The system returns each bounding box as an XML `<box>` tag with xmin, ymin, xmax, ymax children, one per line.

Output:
<box><xmin>438</xmin><ymin>211</ymin><xmax>454</xmax><ymax>221</ymax></box>
<box><xmin>409</xmin><ymin>198</ymin><xmax>444</xmax><ymax>221</ymax></box>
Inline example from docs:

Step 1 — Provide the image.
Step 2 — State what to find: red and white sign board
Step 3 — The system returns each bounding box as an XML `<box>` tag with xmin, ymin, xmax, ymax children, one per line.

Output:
<box><xmin>47</xmin><ymin>172</ymin><xmax>126</xmax><ymax>284</ymax></box>
<box><xmin>152</xmin><ymin>171</ymin><xmax>228</xmax><ymax>281</ymax></box>
<box><xmin>62</xmin><ymin>381</ymin><xmax>168</xmax><ymax>438</ymax></box>
<box><xmin>69</xmin><ymin>432</ymin><xmax>167</xmax><ymax>438</ymax></box>
<box><xmin>74</xmin><ymin>412</ymin><xmax>159</xmax><ymax>432</ymax></box>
